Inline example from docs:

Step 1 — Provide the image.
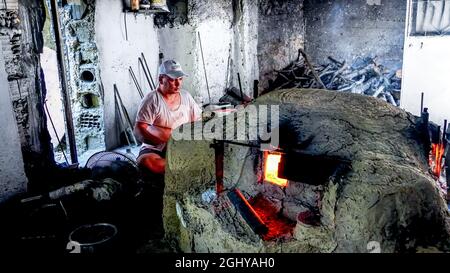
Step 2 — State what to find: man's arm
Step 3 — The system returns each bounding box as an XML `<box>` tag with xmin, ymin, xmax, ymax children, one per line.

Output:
<box><xmin>134</xmin><ymin>121</ymin><xmax>172</xmax><ymax>145</ymax></box>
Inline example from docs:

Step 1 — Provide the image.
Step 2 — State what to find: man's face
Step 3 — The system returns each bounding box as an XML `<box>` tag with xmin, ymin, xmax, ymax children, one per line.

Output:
<box><xmin>160</xmin><ymin>75</ymin><xmax>183</xmax><ymax>94</ymax></box>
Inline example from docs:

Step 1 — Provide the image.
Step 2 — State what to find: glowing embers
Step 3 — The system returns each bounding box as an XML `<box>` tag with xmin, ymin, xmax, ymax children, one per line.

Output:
<box><xmin>249</xmin><ymin>194</ymin><xmax>296</xmax><ymax>241</ymax></box>
<box><xmin>263</xmin><ymin>152</ymin><xmax>288</xmax><ymax>187</ymax></box>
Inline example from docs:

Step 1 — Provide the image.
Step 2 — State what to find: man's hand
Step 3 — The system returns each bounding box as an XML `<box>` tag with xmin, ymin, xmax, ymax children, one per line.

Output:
<box><xmin>134</xmin><ymin>121</ymin><xmax>172</xmax><ymax>145</ymax></box>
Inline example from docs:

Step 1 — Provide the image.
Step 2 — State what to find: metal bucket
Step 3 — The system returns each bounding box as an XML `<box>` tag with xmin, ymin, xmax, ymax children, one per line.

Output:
<box><xmin>67</xmin><ymin>223</ymin><xmax>118</xmax><ymax>253</ymax></box>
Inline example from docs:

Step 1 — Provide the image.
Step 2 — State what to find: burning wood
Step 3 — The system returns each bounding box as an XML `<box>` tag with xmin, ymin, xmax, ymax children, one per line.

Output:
<box><xmin>265</xmin><ymin>49</ymin><xmax>402</xmax><ymax>106</ymax></box>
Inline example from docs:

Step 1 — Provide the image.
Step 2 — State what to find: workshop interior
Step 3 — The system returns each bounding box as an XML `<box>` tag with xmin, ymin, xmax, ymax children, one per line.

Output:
<box><xmin>0</xmin><ymin>0</ymin><xmax>450</xmax><ymax>254</ymax></box>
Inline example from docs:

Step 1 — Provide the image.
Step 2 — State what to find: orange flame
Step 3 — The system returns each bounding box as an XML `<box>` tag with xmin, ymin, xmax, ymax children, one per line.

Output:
<box><xmin>429</xmin><ymin>143</ymin><xmax>445</xmax><ymax>178</ymax></box>
<box><xmin>264</xmin><ymin>152</ymin><xmax>288</xmax><ymax>187</ymax></box>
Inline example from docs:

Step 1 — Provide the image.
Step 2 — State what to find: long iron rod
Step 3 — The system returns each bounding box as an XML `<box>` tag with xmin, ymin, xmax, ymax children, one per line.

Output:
<box><xmin>114</xmin><ymin>92</ymin><xmax>131</xmax><ymax>146</ymax></box>
<box><xmin>129</xmin><ymin>66</ymin><xmax>144</xmax><ymax>98</ymax></box>
<box><xmin>113</xmin><ymin>84</ymin><xmax>137</xmax><ymax>145</ymax></box>
<box><xmin>421</xmin><ymin>92</ymin><xmax>424</xmax><ymax>114</ymax></box>
<box><xmin>138</xmin><ymin>57</ymin><xmax>154</xmax><ymax>91</ymax></box>
<box><xmin>50</xmin><ymin>0</ymin><xmax>78</xmax><ymax>163</ymax></box>
<box><xmin>141</xmin><ymin>52</ymin><xmax>156</xmax><ymax>90</ymax></box>
<box><xmin>198</xmin><ymin>32</ymin><xmax>211</xmax><ymax>104</ymax></box>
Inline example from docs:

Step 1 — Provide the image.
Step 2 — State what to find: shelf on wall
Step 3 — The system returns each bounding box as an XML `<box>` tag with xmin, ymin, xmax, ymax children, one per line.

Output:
<box><xmin>124</xmin><ymin>8</ymin><xmax>170</xmax><ymax>14</ymax></box>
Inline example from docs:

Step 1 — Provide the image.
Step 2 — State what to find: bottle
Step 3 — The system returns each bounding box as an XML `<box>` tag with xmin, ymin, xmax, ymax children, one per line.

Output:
<box><xmin>130</xmin><ymin>0</ymin><xmax>140</xmax><ymax>11</ymax></box>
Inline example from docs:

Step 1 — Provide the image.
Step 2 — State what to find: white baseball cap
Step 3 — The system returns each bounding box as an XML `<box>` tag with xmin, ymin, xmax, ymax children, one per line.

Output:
<box><xmin>159</xmin><ymin>59</ymin><xmax>188</xmax><ymax>79</ymax></box>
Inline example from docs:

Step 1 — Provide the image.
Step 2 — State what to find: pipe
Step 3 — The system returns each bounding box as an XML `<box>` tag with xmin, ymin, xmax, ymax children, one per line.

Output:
<box><xmin>49</xmin><ymin>0</ymin><xmax>78</xmax><ymax>164</ymax></box>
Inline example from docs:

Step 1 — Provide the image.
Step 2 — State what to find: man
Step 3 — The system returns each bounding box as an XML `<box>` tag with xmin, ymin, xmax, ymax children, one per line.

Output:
<box><xmin>134</xmin><ymin>59</ymin><xmax>202</xmax><ymax>174</ymax></box>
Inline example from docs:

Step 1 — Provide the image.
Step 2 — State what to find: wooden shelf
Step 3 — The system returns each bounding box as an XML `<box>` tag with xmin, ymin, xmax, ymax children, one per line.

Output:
<box><xmin>124</xmin><ymin>8</ymin><xmax>169</xmax><ymax>14</ymax></box>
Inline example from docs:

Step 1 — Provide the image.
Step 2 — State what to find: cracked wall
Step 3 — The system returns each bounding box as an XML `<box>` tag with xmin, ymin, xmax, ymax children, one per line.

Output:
<box><xmin>156</xmin><ymin>0</ymin><xmax>304</xmax><ymax>104</ymax></box>
<box><xmin>304</xmin><ymin>0</ymin><xmax>406</xmax><ymax>72</ymax></box>
<box><xmin>59</xmin><ymin>0</ymin><xmax>105</xmax><ymax>156</ymax></box>
<box><xmin>258</xmin><ymin>0</ymin><xmax>305</xmax><ymax>91</ymax></box>
<box><xmin>95</xmin><ymin>0</ymin><xmax>159</xmax><ymax>150</ymax></box>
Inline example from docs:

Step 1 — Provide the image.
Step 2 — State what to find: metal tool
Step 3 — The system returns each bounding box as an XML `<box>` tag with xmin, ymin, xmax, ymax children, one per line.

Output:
<box><xmin>129</xmin><ymin>66</ymin><xmax>144</xmax><ymax>99</ymax></box>
<box><xmin>227</xmin><ymin>188</ymin><xmax>268</xmax><ymax>235</ymax></box>
<box><xmin>198</xmin><ymin>31</ymin><xmax>211</xmax><ymax>104</ymax></box>
<box><xmin>138</xmin><ymin>57</ymin><xmax>154</xmax><ymax>91</ymax></box>
<box><xmin>141</xmin><ymin>52</ymin><xmax>156</xmax><ymax>90</ymax></box>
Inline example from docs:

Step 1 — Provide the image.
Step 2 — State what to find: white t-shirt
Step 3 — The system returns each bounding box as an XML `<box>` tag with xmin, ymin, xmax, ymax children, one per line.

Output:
<box><xmin>135</xmin><ymin>89</ymin><xmax>202</xmax><ymax>152</ymax></box>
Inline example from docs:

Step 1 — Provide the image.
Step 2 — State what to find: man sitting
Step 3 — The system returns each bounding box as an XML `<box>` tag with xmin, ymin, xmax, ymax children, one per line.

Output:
<box><xmin>134</xmin><ymin>59</ymin><xmax>202</xmax><ymax>174</ymax></box>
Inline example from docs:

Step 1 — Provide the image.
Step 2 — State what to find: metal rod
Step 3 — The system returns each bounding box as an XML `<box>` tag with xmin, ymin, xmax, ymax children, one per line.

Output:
<box><xmin>227</xmin><ymin>188</ymin><xmax>268</xmax><ymax>235</ymax></box>
<box><xmin>114</xmin><ymin>84</ymin><xmax>132</xmax><ymax>130</ymax></box>
<box><xmin>129</xmin><ymin>66</ymin><xmax>144</xmax><ymax>98</ymax></box>
<box><xmin>141</xmin><ymin>52</ymin><xmax>156</xmax><ymax>90</ymax></box>
<box><xmin>114</xmin><ymin>91</ymin><xmax>131</xmax><ymax>146</ymax></box>
<box><xmin>421</xmin><ymin>92</ymin><xmax>424</xmax><ymax>113</ymax></box>
<box><xmin>44</xmin><ymin>100</ymin><xmax>69</xmax><ymax>164</ymax></box>
<box><xmin>253</xmin><ymin>80</ymin><xmax>259</xmax><ymax>99</ymax></box>
<box><xmin>113</xmin><ymin>84</ymin><xmax>137</xmax><ymax>145</ymax></box>
<box><xmin>443</xmin><ymin>119</ymin><xmax>447</xmax><ymax>143</ymax></box>
<box><xmin>50</xmin><ymin>0</ymin><xmax>78</xmax><ymax>164</ymax></box>
<box><xmin>124</xmin><ymin>12</ymin><xmax>128</xmax><ymax>41</ymax></box>
<box><xmin>237</xmin><ymin>73</ymin><xmax>244</xmax><ymax>103</ymax></box>
<box><xmin>198</xmin><ymin>31</ymin><xmax>211</xmax><ymax>104</ymax></box>
<box><xmin>138</xmin><ymin>57</ymin><xmax>154</xmax><ymax>91</ymax></box>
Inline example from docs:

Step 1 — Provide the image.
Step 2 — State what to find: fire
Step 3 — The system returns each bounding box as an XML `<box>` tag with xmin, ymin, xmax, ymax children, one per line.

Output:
<box><xmin>429</xmin><ymin>142</ymin><xmax>445</xmax><ymax>178</ymax></box>
<box><xmin>264</xmin><ymin>152</ymin><xmax>288</xmax><ymax>187</ymax></box>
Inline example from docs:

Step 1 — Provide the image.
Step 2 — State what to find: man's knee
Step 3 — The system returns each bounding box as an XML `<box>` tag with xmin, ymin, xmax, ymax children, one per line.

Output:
<box><xmin>138</xmin><ymin>153</ymin><xmax>166</xmax><ymax>174</ymax></box>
